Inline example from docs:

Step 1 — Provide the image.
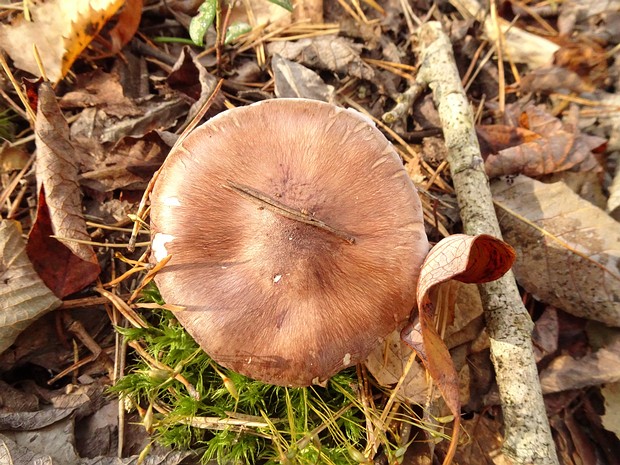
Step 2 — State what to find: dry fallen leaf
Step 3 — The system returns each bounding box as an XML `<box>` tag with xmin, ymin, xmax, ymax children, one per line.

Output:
<box><xmin>539</xmin><ymin>331</ymin><xmax>620</xmax><ymax>393</ymax></box>
<box><xmin>401</xmin><ymin>234</ymin><xmax>515</xmax><ymax>463</ymax></box>
<box><xmin>108</xmin><ymin>0</ymin><xmax>143</xmax><ymax>54</ymax></box>
<box><xmin>476</xmin><ymin>125</ymin><xmax>540</xmax><ymax>158</ymax></box>
<box><xmin>0</xmin><ymin>220</ymin><xmax>61</xmax><ymax>354</ymax></box>
<box><xmin>492</xmin><ymin>175</ymin><xmax>620</xmax><ymax>326</ymax></box>
<box><xmin>365</xmin><ymin>330</ymin><xmax>430</xmax><ymax>404</ymax></box>
<box><xmin>484</xmin><ymin>105</ymin><xmax>605</xmax><ymax>178</ymax></box>
<box><xmin>0</xmin><ymin>0</ymin><xmax>125</xmax><ymax>83</ymax></box>
<box><xmin>59</xmin><ymin>69</ymin><xmax>141</xmax><ymax>118</ymax></box>
<box><xmin>166</xmin><ymin>47</ymin><xmax>221</xmax><ymax>124</ymax></box>
<box><xmin>76</xmin><ymin>130</ymin><xmax>172</xmax><ymax>192</ymax></box>
<box><xmin>272</xmin><ymin>54</ymin><xmax>334</xmax><ymax>102</ymax></box>
<box><xmin>26</xmin><ymin>82</ymin><xmax>100</xmax><ymax>298</ymax></box>
<box><xmin>601</xmin><ymin>382</ymin><xmax>620</xmax><ymax>440</ymax></box>
<box><xmin>519</xmin><ymin>66</ymin><xmax>594</xmax><ymax>94</ymax></box>
<box><xmin>267</xmin><ymin>36</ymin><xmax>374</xmax><ymax>80</ymax></box>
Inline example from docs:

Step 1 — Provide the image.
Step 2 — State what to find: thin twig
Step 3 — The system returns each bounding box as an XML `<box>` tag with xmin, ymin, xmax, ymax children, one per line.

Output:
<box><xmin>224</xmin><ymin>180</ymin><xmax>356</xmax><ymax>244</ymax></box>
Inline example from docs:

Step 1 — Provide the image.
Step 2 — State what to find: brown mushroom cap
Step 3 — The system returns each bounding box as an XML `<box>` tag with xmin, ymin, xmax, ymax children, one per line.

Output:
<box><xmin>150</xmin><ymin>99</ymin><xmax>429</xmax><ymax>386</ymax></box>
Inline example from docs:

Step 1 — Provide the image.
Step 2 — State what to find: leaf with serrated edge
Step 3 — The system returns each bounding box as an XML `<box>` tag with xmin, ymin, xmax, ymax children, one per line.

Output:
<box><xmin>0</xmin><ymin>0</ymin><xmax>124</xmax><ymax>83</ymax></box>
<box><xmin>0</xmin><ymin>220</ymin><xmax>61</xmax><ymax>354</ymax></box>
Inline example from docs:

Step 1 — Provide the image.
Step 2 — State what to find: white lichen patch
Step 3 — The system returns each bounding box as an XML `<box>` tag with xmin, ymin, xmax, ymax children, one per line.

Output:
<box><xmin>152</xmin><ymin>233</ymin><xmax>174</xmax><ymax>262</ymax></box>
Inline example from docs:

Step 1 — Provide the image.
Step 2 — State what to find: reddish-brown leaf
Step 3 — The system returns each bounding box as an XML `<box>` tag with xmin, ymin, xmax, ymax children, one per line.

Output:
<box><xmin>402</xmin><ymin>234</ymin><xmax>515</xmax><ymax>464</ymax></box>
<box><xmin>476</xmin><ymin>125</ymin><xmax>540</xmax><ymax>158</ymax></box>
<box><xmin>484</xmin><ymin>105</ymin><xmax>605</xmax><ymax>178</ymax></box>
<box><xmin>553</xmin><ymin>40</ymin><xmax>608</xmax><ymax>86</ymax></box>
<box><xmin>27</xmin><ymin>191</ymin><xmax>101</xmax><ymax>298</ymax></box>
<box><xmin>109</xmin><ymin>0</ymin><xmax>143</xmax><ymax>53</ymax></box>
<box><xmin>26</xmin><ymin>82</ymin><xmax>100</xmax><ymax>298</ymax></box>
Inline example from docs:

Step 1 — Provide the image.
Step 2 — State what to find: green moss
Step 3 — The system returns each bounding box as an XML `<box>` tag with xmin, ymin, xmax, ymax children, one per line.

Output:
<box><xmin>112</xmin><ymin>282</ymin><xmax>424</xmax><ymax>464</ymax></box>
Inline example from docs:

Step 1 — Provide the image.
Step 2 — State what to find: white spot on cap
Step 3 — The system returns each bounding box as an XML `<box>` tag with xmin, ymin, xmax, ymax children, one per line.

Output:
<box><xmin>273</xmin><ymin>274</ymin><xmax>282</xmax><ymax>283</ymax></box>
<box><xmin>152</xmin><ymin>233</ymin><xmax>174</xmax><ymax>262</ymax></box>
<box><xmin>163</xmin><ymin>196</ymin><xmax>181</xmax><ymax>207</ymax></box>
<box><xmin>343</xmin><ymin>353</ymin><xmax>351</xmax><ymax>366</ymax></box>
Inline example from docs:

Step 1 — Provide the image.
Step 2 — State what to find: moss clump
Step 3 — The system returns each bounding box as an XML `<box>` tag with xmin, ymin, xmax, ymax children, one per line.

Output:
<box><xmin>113</xmin><ymin>283</ymin><xmax>427</xmax><ymax>464</ymax></box>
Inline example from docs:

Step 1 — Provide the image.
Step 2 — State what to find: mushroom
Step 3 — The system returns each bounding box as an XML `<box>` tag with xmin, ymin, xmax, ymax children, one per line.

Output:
<box><xmin>150</xmin><ymin>98</ymin><xmax>429</xmax><ymax>387</ymax></box>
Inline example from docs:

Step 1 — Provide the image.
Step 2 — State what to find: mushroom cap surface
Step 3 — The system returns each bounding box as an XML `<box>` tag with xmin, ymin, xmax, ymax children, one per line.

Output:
<box><xmin>150</xmin><ymin>98</ymin><xmax>429</xmax><ymax>386</ymax></box>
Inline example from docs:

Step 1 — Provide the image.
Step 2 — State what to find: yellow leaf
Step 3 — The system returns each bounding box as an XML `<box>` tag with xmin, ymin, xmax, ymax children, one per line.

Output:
<box><xmin>0</xmin><ymin>0</ymin><xmax>124</xmax><ymax>83</ymax></box>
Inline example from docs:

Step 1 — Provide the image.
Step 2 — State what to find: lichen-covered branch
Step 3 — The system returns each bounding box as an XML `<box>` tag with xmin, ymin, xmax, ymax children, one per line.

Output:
<box><xmin>414</xmin><ymin>22</ymin><xmax>559</xmax><ymax>465</ymax></box>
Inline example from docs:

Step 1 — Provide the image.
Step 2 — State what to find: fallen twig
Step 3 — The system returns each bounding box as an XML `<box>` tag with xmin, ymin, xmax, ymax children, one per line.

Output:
<box><xmin>412</xmin><ymin>22</ymin><xmax>558</xmax><ymax>465</ymax></box>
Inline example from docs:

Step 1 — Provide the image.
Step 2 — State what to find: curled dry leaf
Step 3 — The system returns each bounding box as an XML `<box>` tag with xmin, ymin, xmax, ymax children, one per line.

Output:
<box><xmin>484</xmin><ymin>104</ymin><xmax>605</xmax><ymax>178</ymax></box>
<box><xmin>401</xmin><ymin>234</ymin><xmax>515</xmax><ymax>462</ymax></box>
<box><xmin>26</xmin><ymin>82</ymin><xmax>100</xmax><ymax>298</ymax></box>
<box><xmin>0</xmin><ymin>220</ymin><xmax>61</xmax><ymax>354</ymax></box>
<box><xmin>59</xmin><ymin>70</ymin><xmax>141</xmax><ymax>118</ymax></box>
<box><xmin>272</xmin><ymin>54</ymin><xmax>334</xmax><ymax>102</ymax></box>
<box><xmin>367</xmin><ymin>281</ymin><xmax>483</xmax><ymax>405</ymax></box>
<box><xmin>166</xmin><ymin>47</ymin><xmax>221</xmax><ymax>124</ymax></box>
<box><xmin>0</xmin><ymin>0</ymin><xmax>124</xmax><ymax>83</ymax></box>
<box><xmin>492</xmin><ymin>175</ymin><xmax>620</xmax><ymax>326</ymax></box>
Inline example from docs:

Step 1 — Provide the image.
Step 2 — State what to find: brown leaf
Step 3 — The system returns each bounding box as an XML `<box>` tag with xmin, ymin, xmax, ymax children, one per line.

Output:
<box><xmin>532</xmin><ymin>307</ymin><xmax>559</xmax><ymax>362</ymax></box>
<box><xmin>553</xmin><ymin>40</ymin><xmax>608</xmax><ymax>86</ymax></box>
<box><xmin>59</xmin><ymin>70</ymin><xmax>141</xmax><ymax>118</ymax></box>
<box><xmin>166</xmin><ymin>47</ymin><xmax>221</xmax><ymax>124</ymax></box>
<box><xmin>365</xmin><ymin>330</ymin><xmax>430</xmax><ymax>404</ymax></box>
<box><xmin>444</xmin><ymin>283</ymin><xmax>485</xmax><ymax>349</ymax></box>
<box><xmin>539</xmin><ymin>331</ymin><xmax>620</xmax><ymax>393</ymax></box>
<box><xmin>76</xmin><ymin>131</ymin><xmax>172</xmax><ymax>192</ymax></box>
<box><xmin>267</xmin><ymin>36</ymin><xmax>375</xmax><ymax>80</ymax></box>
<box><xmin>272</xmin><ymin>54</ymin><xmax>334</xmax><ymax>102</ymax></box>
<box><xmin>484</xmin><ymin>105</ymin><xmax>605</xmax><ymax>178</ymax></box>
<box><xmin>0</xmin><ymin>220</ymin><xmax>61</xmax><ymax>354</ymax></box>
<box><xmin>601</xmin><ymin>383</ymin><xmax>620</xmax><ymax>440</ymax></box>
<box><xmin>0</xmin><ymin>0</ymin><xmax>124</xmax><ymax>82</ymax></box>
<box><xmin>520</xmin><ymin>66</ymin><xmax>594</xmax><ymax>94</ymax></box>
<box><xmin>401</xmin><ymin>234</ymin><xmax>515</xmax><ymax>463</ymax></box>
<box><xmin>27</xmin><ymin>82</ymin><xmax>100</xmax><ymax>298</ymax></box>
<box><xmin>109</xmin><ymin>0</ymin><xmax>143</xmax><ymax>53</ymax></box>
<box><xmin>492</xmin><ymin>175</ymin><xmax>620</xmax><ymax>326</ymax></box>
<box><xmin>476</xmin><ymin>125</ymin><xmax>540</xmax><ymax>158</ymax></box>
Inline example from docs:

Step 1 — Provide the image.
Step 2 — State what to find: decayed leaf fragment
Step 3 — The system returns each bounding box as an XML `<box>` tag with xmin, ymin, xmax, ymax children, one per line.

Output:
<box><xmin>401</xmin><ymin>234</ymin><xmax>515</xmax><ymax>463</ymax></box>
<box><xmin>0</xmin><ymin>0</ymin><xmax>124</xmax><ymax>82</ymax></box>
<box><xmin>492</xmin><ymin>175</ymin><xmax>620</xmax><ymax>326</ymax></box>
<box><xmin>0</xmin><ymin>220</ymin><xmax>61</xmax><ymax>354</ymax></box>
<box><xmin>27</xmin><ymin>82</ymin><xmax>100</xmax><ymax>298</ymax></box>
<box><xmin>365</xmin><ymin>330</ymin><xmax>429</xmax><ymax>404</ymax></box>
